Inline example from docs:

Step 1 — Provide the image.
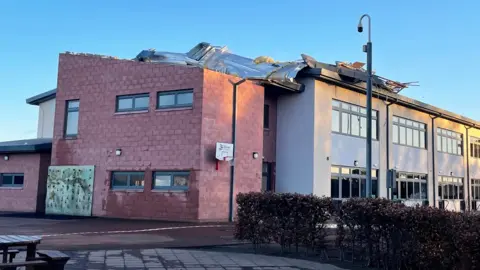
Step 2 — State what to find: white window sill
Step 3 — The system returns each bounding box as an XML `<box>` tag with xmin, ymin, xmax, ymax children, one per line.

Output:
<box><xmin>114</xmin><ymin>110</ymin><xmax>149</xmax><ymax>115</ymax></box>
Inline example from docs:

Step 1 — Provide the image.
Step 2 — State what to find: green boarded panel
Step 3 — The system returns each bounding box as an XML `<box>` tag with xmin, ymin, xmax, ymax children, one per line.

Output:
<box><xmin>45</xmin><ymin>165</ymin><xmax>95</xmax><ymax>216</ymax></box>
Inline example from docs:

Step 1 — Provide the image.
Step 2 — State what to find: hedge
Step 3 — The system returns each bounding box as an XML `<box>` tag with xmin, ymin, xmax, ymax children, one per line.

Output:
<box><xmin>234</xmin><ymin>192</ymin><xmax>332</xmax><ymax>253</ymax></box>
<box><xmin>235</xmin><ymin>193</ymin><xmax>480</xmax><ymax>270</ymax></box>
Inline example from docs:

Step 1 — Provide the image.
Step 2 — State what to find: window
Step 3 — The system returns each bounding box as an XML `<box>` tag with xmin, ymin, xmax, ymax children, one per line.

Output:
<box><xmin>331</xmin><ymin>100</ymin><xmax>378</xmax><ymax>139</ymax></box>
<box><xmin>472</xmin><ymin>179</ymin><xmax>480</xmax><ymax>200</ymax></box>
<box><xmin>438</xmin><ymin>176</ymin><xmax>464</xmax><ymax>200</ymax></box>
<box><xmin>264</xmin><ymin>105</ymin><xmax>270</xmax><ymax>129</ymax></box>
<box><xmin>392</xmin><ymin>116</ymin><xmax>426</xmax><ymax>148</ymax></box>
<box><xmin>395</xmin><ymin>172</ymin><xmax>427</xmax><ymax>200</ymax></box>
<box><xmin>437</xmin><ymin>128</ymin><xmax>463</xmax><ymax>155</ymax></box>
<box><xmin>116</xmin><ymin>94</ymin><xmax>149</xmax><ymax>112</ymax></box>
<box><xmin>0</xmin><ymin>174</ymin><xmax>24</xmax><ymax>187</ymax></box>
<box><xmin>111</xmin><ymin>172</ymin><xmax>144</xmax><ymax>189</ymax></box>
<box><xmin>153</xmin><ymin>171</ymin><xmax>189</xmax><ymax>190</ymax></box>
<box><xmin>331</xmin><ymin>166</ymin><xmax>378</xmax><ymax>199</ymax></box>
<box><xmin>471</xmin><ymin>137</ymin><xmax>480</xmax><ymax>158</ymax></box>
<box><xmin>65</xmin><ymin>100</ymin><xmax>79</xmax><ymax>137</ymax></box>
<box><xmin>157</xmin><ymin>89</ymin><xmax>193</xmax><ymax>109</ymax></box>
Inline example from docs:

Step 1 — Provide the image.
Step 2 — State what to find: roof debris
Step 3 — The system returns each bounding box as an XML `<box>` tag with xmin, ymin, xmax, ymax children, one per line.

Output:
<box><xmin>133</xmin><ymin>42</ymin><xmax>416</xmax><ymax>94</ymax></box>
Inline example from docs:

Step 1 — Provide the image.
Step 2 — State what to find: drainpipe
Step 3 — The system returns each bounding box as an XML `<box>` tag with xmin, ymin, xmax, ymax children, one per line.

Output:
<box><xmin>430</xmin><ymin>114</ymin><xmax>440</xmax><ymax>207</ymax></box>
<box><xmin>465</xmin><ymin>125</ymin><xmax>472</xmax><ymax>211</ymax></box>
<box><xmin>228</xmin><ymin>78</ymin><xmax>246</xmax><ymax>222</ymax></box>
<box><xmin>384</xmin><ymin>100</ymin><xmax>395</xmax><ymax>199</ymax></box>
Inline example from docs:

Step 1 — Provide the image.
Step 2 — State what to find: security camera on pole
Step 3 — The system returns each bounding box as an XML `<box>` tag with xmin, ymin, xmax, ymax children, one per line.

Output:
<box><xmin>358</xmin><ymin>14</ymin><xmax>373</xmax><ymax>198</ymax></box>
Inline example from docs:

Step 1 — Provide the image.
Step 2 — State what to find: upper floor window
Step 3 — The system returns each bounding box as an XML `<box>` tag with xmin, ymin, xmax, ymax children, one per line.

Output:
<box><xmin>65</xmin><ymin>100</ymin><xmax>79</xmax><ymax>137</ymax></box>
<box><xmin>0</xmin><ymin>173</ymin><xmax>24</xmax><ymax>187</ymax></box>
<box><xmin>437</xmin><ymin>128</ymin><xmax>463</xmax><ymax>155</ymax></box>
<box><xmin>264</xmin><ymin>104</ymin><xmax>270</xmax><ymax>129</ymax></box>
<box><xmin>471</xmin><ymin>137</ymin><xmax>480</xmax><ymax>158</ymax></box>
<box><xmin>157</xmin><ymin>89</ymin><xmax>193</xmax><ymax>109</ymax></box>
<box><xmin>116</xmin><ymin>94</ymin><xmax>149</xmax><ymax>112</ymax></box>
<box><xmin>395</xmin><ymin>172</ymin><xmax>427</xmax><ymax>200</ymax></box>
<box><xmin>331</xmin><ymin>100</ymin><xmax>378</xmax><ymax>140</ymax></box>
<box><xmin>438</xmin><ymin>176</ymin><xmax>464</xmax><ymax>200</ymax></box>
<box><xmin>111</xmin><ymin>171</ymin><xmax>145</xmax><ymax>190</ymax></box>
<box><xmin>392</xmin><ymin>116</ymin><xmax>426</xmax><ymax>148</ymax></box>
<box><xmin>153</xmin><ymin>171</ymin><xmax>189</xmax><ymax>190</ymax></box>
<box><xmin>331</xmin><ymin>166</ymin><xmax>378</xmax><ymax>199</ymax></box>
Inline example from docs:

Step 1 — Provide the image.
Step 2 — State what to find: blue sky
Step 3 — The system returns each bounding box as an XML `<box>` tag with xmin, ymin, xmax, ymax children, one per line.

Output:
<box><xmin>0</xmin><ymin>0</ymin><xmax>479</xmax><ymax>141</ymax></box>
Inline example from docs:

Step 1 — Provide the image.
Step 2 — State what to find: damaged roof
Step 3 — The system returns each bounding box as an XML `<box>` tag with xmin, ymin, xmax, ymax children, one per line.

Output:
<box><xmin>135</xmin><ymin>42</ymin><xmax>413</xmax><ymax>94</ymax></box>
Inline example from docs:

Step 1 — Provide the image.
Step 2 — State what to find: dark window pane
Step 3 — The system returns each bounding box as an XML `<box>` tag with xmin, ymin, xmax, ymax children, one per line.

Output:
<box><xmin>438</xmin><ymin>185</ymin><xmax>443</xmax><ymax>199</ymax></box>
<box><xmin>400</xmin><ymin>182</ymin><xmax>407</xmax><ymax>199</ymax></box>
<box><xmin>159</xmin><ymin>94</ymin><xmax>175</xmax><ymax>107</ymax></box>
<box><xmin>331</xmin><ymin>177</ymin><xmax>339</xmax><ymax>198</ymax></box>
<box><xmin>341</xmin><ymin>178</ymin><xmax>350</xmax><ymax>198</ymax></box>
<box><xmin>112</xmin><ymin>173</ymin><xmax>128</xmax><ymax>187</ymax></box>
<box><xmin>264</xmin><ymin>105</ymin><xmax>270</xmax><ymax>129</ymax></box>
<box><xmin>118</xmin><ymin>98</ymin><xmax>133</xmax><ymax>110</ymax></box>
<box><xmin>361</xmin><ymin>178</ymin><xmax>366</xmax><ymax>197</ymax></box>
<box><xmin>177</xmin><ymin>92</ymin><xmax>193</xmax><ymax>105</ymax></box>
<box><xmin>134</xmin><ymin>96</ymin><xmax>149</xmax><ymax>109</ymax></box>
<box><xmin>351</xmin><ymin>178</ymin><xmax>360</xmax><ymax>197</ymax></box>
<box><xmin>173</xmin><ymin>175</ymin><xmax>188</xmax><ymax>187</ymax></box>
<box><xmin>448</xmin><ymin>185</ymin><xmax>454</xmax><ymax>199</ymax></box>
<box><xmin>130</xmin><ymin>173</ymin><xmax>144</xmax><ymax>187</ymax></box>
<box><xmin>13</xmin><ymin>175</ymin><xmax>24</xmax><ymax>185</ymax></box>
<box><xmin>154</xmin><ymin>175</ymin><xmax>171</xmax><ymax>187</ymax></box>
<box><xmin>66</xmin><ymin>111</ymin><xmax>79</xmax><ymax>135</ymax></box>
<box><xmin>1</xmin><ymin>175</ymin><xmax>13</xmax><ymax>185</ymax></box>
<box><xmin>372</xmin><ymin>179</ymin><xmax>378</xmax><ymax>198</ymax></box>
<box><xmin>459</xmin><ymin>185</ymin><xmax>464</xmax><ymax>200</ymax></box>
<box><xmin>414</xmin><ymin>182</ymin><xmax>420</xmax><ymax>199</ymax></box>
<box><xmin>471</xmin><ymin>144</ymin><xmax>474</xmax><ymax>157</ymax></box>
<box><xmin>407</xmin><ymin>182</ymin><xmax>414</xmax><ymax>199</ymax></box>
<box><xmin>421</xmin><ymin>183</ymin><xmax>427</xmax><ymax>199</ymax></box>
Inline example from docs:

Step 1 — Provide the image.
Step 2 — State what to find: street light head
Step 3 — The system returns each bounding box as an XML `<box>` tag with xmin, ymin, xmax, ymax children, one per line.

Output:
<box><xmin>357</xmin><ymin>21</ymin><xmax>363</xmax><ymax>33</ymax></box>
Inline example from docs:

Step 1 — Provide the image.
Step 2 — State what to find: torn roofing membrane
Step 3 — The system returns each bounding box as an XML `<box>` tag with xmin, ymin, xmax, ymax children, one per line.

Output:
<box><xmin>135</xmin><ymin>42</ymin><xmax>412</xmax><ymax>93</ymax></box>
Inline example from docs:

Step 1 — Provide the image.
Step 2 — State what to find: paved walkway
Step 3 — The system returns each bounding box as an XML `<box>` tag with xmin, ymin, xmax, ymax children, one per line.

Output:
<box><xmin>14</xmin><ymin>248</ymin><xmax>345</xmax><ymax>269</ymax></box>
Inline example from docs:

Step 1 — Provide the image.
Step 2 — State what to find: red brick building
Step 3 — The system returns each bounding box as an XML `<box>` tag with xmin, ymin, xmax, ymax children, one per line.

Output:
<box><xmin>0</xmin><ymin>42</ymin><xmax>297</xmax><ymax>221</ymax></box>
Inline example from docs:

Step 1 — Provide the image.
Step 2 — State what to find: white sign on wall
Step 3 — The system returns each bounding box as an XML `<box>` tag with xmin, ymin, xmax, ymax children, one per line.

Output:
<box><xmin>216</xmin><ymin>142</ymin><xmax>234</xmax><ymax>161</ymax></box>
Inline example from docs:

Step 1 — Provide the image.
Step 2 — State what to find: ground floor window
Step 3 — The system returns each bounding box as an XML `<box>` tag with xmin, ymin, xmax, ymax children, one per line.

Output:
<box><xmin>331</xmin><ymin>166</ymin><xmax>378</xmax><ymax>199</ymax></box>
<box><xmin>0</xmin><ymin>173</ymin><xmax>24</xmax><ymax>187</ymax></box>
<box><xmin>396</xmin><ymin>172</ymin><xmax>427</xmax><ymax>200</ymax></box>
<box><xmin>438</xmin><ymin>176</ymin><xmax>464</xmax><ymax>200</ymax></box>
<box><xmin>111</xmin><ymin>171</ymin><xmax>145</xmax><ymax>189</ymax></box>
<box><xmin>153</xmin><ymin>171</ymin><xmax>189</xmax><ymax>190</ymax></box>
<box><xmin>472</xmin><ymin>179</ymin><xmax>480</xmax><ymax>200</ymax></box>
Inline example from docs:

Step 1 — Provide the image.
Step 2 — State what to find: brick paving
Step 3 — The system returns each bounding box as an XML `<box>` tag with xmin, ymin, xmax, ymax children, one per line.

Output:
<box><xmin>13</xmin><ymin>248</ymin><xmax>345</xmax><ymax>269</ymax></box>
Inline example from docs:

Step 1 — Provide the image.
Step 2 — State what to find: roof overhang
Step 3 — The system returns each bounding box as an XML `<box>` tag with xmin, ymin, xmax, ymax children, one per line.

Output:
<box><xmin>26</xmin><ymin>89</ymin><xmax>57</xmax><ymax>105</ymax></box>
<box><xmin>0</xmin><ymin>139</ymin><xmax>52</xmax><ymax>154</ymax></box>
<box><xmin>299</xmin><ymin>67</ymin><xmax>480</xmax><ymax>128</ymax></box>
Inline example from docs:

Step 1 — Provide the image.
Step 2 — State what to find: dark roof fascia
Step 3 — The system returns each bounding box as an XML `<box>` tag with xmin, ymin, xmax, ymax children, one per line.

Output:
<box><xmin>301</xmin><ymin>67</ymin><xmax>480</xmax><ymax>129</ymax></box>
<box><xmin>26</xmin><ymin>89</ymin><xmax>57</xmax><ymax>105</ymax></box>
<box><xmin>0</xmin><ymin>140</ymin><xmax>52</xmax><ymax>154</ymax></box>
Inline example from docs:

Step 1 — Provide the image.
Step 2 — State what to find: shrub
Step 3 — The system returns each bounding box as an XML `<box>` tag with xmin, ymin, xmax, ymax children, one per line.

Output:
<box><xmin>234</xmin><ymin>192</ymin><xmax>332</xmax><ymax>253</ymax></box>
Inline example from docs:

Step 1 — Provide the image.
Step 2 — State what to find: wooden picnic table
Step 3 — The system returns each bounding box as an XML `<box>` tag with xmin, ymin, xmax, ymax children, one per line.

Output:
<box><xmin>0</xmin><ymin>235</ymin><xmax>41</xmax><ymax>263</ymax></box>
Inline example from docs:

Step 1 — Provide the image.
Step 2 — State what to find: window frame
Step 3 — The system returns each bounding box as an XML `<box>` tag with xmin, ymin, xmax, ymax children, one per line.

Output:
<box><xmin>470</xmin><ymin>137</ymin><xmax>480</xmax><ymax>159</ymax></box>
<box><xmin>471</xmin><ymin>179</ymin><xmax>480</xmax><ymax>200</ymax></box>
<box><xmin>157</xmin><ymin>89</ymin><xmax>194</xmax><ymax>109</ymax></box>
<box><xmin>0</xmin><ymin>173</ymin><xmax>24</xmax><ymax>188</ymax></box>
<box><xmin>395</xmin><ymin>172</ymin><xmax>428</xmax><ymax>201</ymax></box>
<box><xmin>111</xmin><ymin>171</ymin><xmax>145</xmax><ymax>190</ymax></box>
<box><xmin>438</xmin><ymin>176</ymin><xmax>464</xmax><ymax>200</ymax></box>
<box><xmin>115</xmin><ymin>93</ymin><xmax>149</xmax><ymax>113</ymax></box>
<box><xmin>437</xmin><ymin>128</ymin><xmax>463</xmax><ymax>156</ymax></box>
<box><xmin>330</xmin><ymin>165</ymin><xmax>379</xmax><ymax>199</ymax></box>
<box><xmin>264</xmin><ymin>104</ymin><xmax>270</xmax><ymax>129</ymax></box>
<box><xmin>152</xmin><ymin>171</ymin><xmax>189</xmax><ymax>191</ymax></box>
<box><xmin>331</xmin><ymin>99</ymin><xmax>379</xmax><ymax>140</ymax></box>
<box><xmin>64</xmin><ymin>99</ymin><xmax>80</xmax><ymax>138</ymax></box>
<box><xmin>392</xmin><ymin>116</ymin><xmax>427</xmax><ymax>149</ymax></box>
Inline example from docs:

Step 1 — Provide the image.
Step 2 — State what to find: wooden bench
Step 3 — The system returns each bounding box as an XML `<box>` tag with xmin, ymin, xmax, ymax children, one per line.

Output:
<box><xmin>0</xmin><ymin>249</ymin><xmax>20</xmax><ymax>263</ymax></box>
<box><xmin>0</xmin><ymin>250</ymin><xmax>70</xmax><ymax>270</ymax></box>
<box><xmin>0</xmin><ymin>259</ymin><xmax>48</xmax><ymax>270</ymax></box>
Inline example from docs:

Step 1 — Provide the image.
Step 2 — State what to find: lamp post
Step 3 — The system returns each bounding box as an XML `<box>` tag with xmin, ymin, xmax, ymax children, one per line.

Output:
<box><xmin>358</xmin><ymin>14</ymin><xmax>373</xmax><ymax>198</ymax></box>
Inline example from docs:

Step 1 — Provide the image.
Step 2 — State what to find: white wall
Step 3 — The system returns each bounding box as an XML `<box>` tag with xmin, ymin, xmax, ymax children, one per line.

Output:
<box><xmin>37</xmin><ymin>98</ymin><xmax>56</xmax><ymax>138</ymax></box>
<box><xmin>392</xmin><ymin>145</ymin><xmax>429</xmax><ymax>174</ymax></box>
<box><xmin>331</xmin><ymin>134</ymin><xmax>380</xmax><ymax>169</ymax></box>
<box><xmin>275</xmin><ymin>79</ymin><xmax>315</xmax><ymax>194</ymax></box>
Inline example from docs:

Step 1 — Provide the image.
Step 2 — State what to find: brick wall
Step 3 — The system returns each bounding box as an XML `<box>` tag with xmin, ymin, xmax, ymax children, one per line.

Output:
<box><xmin>53</xmin><ymin>54</ymin><xmax>204</xmax><ymax>220</ymax></box>
<box><xmin>0</xmin><ymin>153</ymin><xmax>49</xmax><ymax>213</ymax></box>
<box><xmin>198</xmin><ymin>70</ymin><xmax>264</xmax><ymax>220</ymax></box>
